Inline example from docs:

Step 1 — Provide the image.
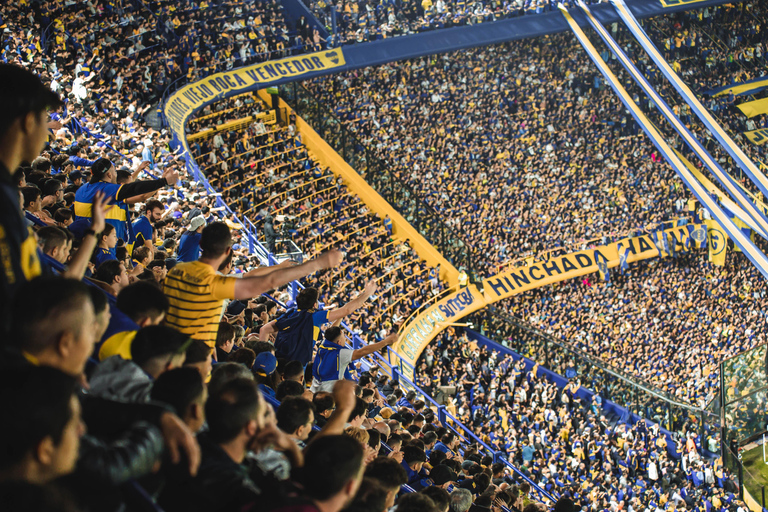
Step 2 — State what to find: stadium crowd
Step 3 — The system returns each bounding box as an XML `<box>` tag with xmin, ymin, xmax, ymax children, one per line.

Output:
<box><xmin>416</xmin><ymin>330</ymin><xmax>748</xmax><ymax>512</ymax></box>
<box><xmin>2</xmin><ymin>0</ymin><xmax>767</xmax><ymax>511</ymax></box>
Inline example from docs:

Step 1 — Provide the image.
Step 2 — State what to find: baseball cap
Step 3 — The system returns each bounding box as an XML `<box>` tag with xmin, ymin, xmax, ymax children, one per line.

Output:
<box><xmin>254</xmin><ymin>352</ymin><xmax>277</xmax><ymax>377</ymax></box>
<box><xmin>189</xmin><ymin>215</ymin><xmax>206</xmax><ymax>231</ymax></box>
<box><xmin>69</xmin><ymin>170</ymin><xmax>83</xmax><ymax>181</ymax></box>
<box><xmin>226</xmin><ymin>301</ymin><xmax>246</xmax><ymax>316</ymax></box>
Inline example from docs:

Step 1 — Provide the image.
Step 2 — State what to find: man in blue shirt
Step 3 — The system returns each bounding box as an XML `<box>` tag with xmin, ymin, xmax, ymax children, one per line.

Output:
<box><xmin>177</xmin><ymin>215</ymin><xmax>206</xmax><ymax>262</ymax></box>
<box><xmin>132</xmin><ymin>198</ymin><xmax>165</xmax><ymax>252</ymax></box>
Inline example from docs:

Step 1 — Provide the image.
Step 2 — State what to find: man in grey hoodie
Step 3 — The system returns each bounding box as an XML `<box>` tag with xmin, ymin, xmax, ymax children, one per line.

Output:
<box><xmin>90</xmin><ymin>325</ymin><xmax>189</xmax><ymax>402</ymax></box>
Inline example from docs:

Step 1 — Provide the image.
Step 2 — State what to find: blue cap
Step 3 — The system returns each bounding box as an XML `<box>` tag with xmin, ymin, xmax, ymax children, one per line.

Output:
<box><xmin>254</xmin><ymin>352</ymin><xmax>277</xmax><ymax>376</ymax></box>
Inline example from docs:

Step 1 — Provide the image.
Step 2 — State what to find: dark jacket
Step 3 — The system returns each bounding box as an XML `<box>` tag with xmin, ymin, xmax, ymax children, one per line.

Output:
<box><xmin>89</xmin><ymin>356</ymin><xmax>153</xmax><ymax>403</ymax></box>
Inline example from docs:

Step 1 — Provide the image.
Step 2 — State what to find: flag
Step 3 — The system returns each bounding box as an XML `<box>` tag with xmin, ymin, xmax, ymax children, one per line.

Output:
<box><xmin>666</xmin><ymin>231</ymin><xmax>677</xmax><ymax>258</ymax></box>
<box><xmin>617</xmin><ymin>242</ymin><xmax>629</xmax><ymax>274</ymax></box>
<box><xmin>653</xmin><ymin>230</ymin><xmax>668</xmax><ymax>257</ymax></box>
<box><xmin>730</xmin><ymin>217</ymin><xmax>754</xmax><ymax>253</ymax></box>
<box><xmin>705</xmin><ymin>220</ymin><xmax>728</xmax><ymax>266</ymax></box>
<box><xmin>594</xmin><ymin>250</ymin><xmax>610</xmax><ymax>283</ymax></box>
<box><xmin>686</xmin><ymin>224</ymin><xmax>707</xmax><ymax>250</ymax></box>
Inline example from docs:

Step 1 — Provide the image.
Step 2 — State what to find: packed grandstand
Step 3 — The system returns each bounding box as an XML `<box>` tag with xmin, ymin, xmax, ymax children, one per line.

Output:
<box><xmin>1</xmin><ymin>0</ymin><xmax>767</xmax><ymax>511</ymax></box>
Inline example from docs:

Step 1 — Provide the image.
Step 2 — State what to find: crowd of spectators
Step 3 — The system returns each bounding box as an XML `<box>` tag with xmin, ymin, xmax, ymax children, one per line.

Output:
<box><xmin>304</xmin><ymin>0</ymin><xmax>607</xmax><ymax>46</ymax></box>
<box><xmin>417</xmin><ymin>330</ymin><xmax>748</xmax><ymax>512</ymax></box>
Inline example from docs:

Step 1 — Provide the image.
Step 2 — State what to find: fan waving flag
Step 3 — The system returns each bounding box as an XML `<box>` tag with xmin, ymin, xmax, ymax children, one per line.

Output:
<box><xmin>594</xmin><ymin>250</ymin><xmax>610</xmax><ymax>283</ymax></box>
<box><xmin>617</xmin><ymin>242</ymin><xmax>629</xmax><ymax>274</ymax></box>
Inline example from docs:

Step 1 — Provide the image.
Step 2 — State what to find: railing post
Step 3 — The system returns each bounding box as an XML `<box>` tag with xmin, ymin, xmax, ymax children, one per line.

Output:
<box><xmin>738</xmin><ymin>453</ymin><xmax>744</xmax><ymax>501</ymax></box>
<box><xmin>492</xmin><ymin>451</ymin><xmax>504</xmax><ymax>464</ymax></box>
<box><xmin>392</xmin><ymin>367</ymin><xmax>401</xmax><ymax>384</ymax></box>
<box><xmin>352</xmin><ymin>334</ymin><xmax>362</xmax><ymax>351</ymax></box>
<box><xmin>437</xmin><ymin>405</ymin><xmax>447</xmax><ymax>426</ymax></box>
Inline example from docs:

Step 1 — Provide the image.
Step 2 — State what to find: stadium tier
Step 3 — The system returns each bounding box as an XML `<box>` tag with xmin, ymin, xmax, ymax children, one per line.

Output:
<box><xmin>0</xmin><ymin>0</ymin><xmax>767</xmax><ymax>511</ymax></box>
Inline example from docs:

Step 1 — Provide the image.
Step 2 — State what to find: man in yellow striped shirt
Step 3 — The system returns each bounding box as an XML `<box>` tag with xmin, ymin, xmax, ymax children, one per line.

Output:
<box><xmin>163</xmin><ymin>222</ymin><xmax>342</xmax><ymax>353</ymax></box>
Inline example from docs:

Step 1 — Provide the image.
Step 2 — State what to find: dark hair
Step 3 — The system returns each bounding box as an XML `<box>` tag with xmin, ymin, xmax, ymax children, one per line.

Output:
<box><xmin>21</xmin><ymin>185</ymin><xmax>41</xmax><ymax>207</ymax></box>
<box><xmin>185</xmin><ymin>339</ymin><xmax>213</xmax><ymax>365</ymax></box>
<box><xmin>348</xmin><ymin>396</ymin><xmax>368</xmax><ymax>423</ymax></box>
<box><xmin>208</xmin><ymin>362</ymin><xmax>254</xmax><ymax>396</ymax></box>
<box><xmin>402</xmin><ymin>445</ymin><xmax>427</xmax><ymax>465</ymax></box>
<box><xmin>88</xmin><ymin>286</ymin><xmax>108</xmax><ymax>315</ymax></box>
<box><xmin>42</xmin><ymin>179</ymin><xmax>62</xmax><ymax>197</ymax></box>
<box><xmin>116</xmin><ymin>281</ymin><xmax>169</xmax><ymax>323</ymax></box>
<box><xmin>199</xmin><ymin>222</ymin><xmax>232</xmax><ymax>258</ymax></box>
<box><xmin>395</xmin><ymin>493</ymin><xmax>439</xmax><ymax>512</ymax></box>
<box><xmin>90</xmin><ymin>158</ymin><xmax>113</xmax><ymax>183</ymax></box>
<box><xmin>275</xmin><ymin>379</ymin><xmax>304</xmax><ymax>401</ymax></box>
<box><xmin>229</xmin><ymin>347</ymin><xmax>256</xmax><ymax>369</ymax></box>
<box><xmin>323</xmin><ymin>325</ymin><xmax>342</xmax><ymax>343</ymax></box>
<box><xmin>150</xmin><ymin>367</ymin><xmax>204</xmax><ymax>418</ymax></box>
<box><xmin>95</xmin><ymin>259</ymin><xmax>122</xmax><ymax>284</ymax></box>
<box><xmin>276</xmin><ymin>397</ymin><xmax>315</xmax><ymax>434</ymax></box>
<box><xmin>205</xmin><ymin>377</ymin><xmax>260</xmax><ymax>444</ymax></box>
<box><xmin>144</xmin><ymin>199</ymin><xmax>164</xmax><ymax>213</ymax></box>
<box><xmin>132</xmin><ymin>246</ymin><xmax>151</xmax><ymax>264</ymax></box>
<box><xmin>282</xmin><ymin>359</ymin><xmax>304</xmax><ymax>380</ymax></box>
<box><xmin>312</xmin><ymin>392</ymin><xmax>335</xmax><ymax>416</ymax></box>
<box><xmin>9</xmin><ymin>277</ymin><xmax>92</xmax><ymax>354</ymax></box>
<box><xmin>420</xmin><ymin>487</ymin><xmax>450</xmax><ymax>511</ymax></box>
<box><xmin>36</xmin><ymin>226</ymin><xmax>68</xmax><ymax>254</ymax></box>
<box><xmin>245</xmin><ymin>340</ymin><xmax>275</xmax><ymax>357</ymax></box>
<box><xmin>365</xmin><ymin>456</ymin><xmax>408</xmax><ymax>490</ymax></box>
<box><xmin>346</xmin><ymin>478</ymin><xmax>389</xmax><ymax>512</ymax></box>
<box><xmin>216</xmin><ymin>321</ymin><xmax>237</xmax><ymax>347</ymax></box>
<box><xmin>296</xmin><ymin>287</ymin><xmax>319</xmax><ymax>310</ymax></box>
<box><xmin>54</xmin><ymin>208</ymin><xmax>73</xmax><ymax>224</ymax></box>
<box><xmin>300</xmin><ymin>435</ymin><xmax>364</xmax><ymax>500</ymax></box>
<box><xmin>0</xmin><ymin>63</ymin><xmax>62</xmax><ymax>137</ymax></box>
<box><xmin>0</xmin><ymin>366</ymin><xmax>77</xmax><ymax>473</ymax></box>
<box><xmin>366</xmin><ymin>428</ymin><xmax>381</xmax><ymax>450</ymax></box>
<box><xmin>130</xmin><ymin>325</ymin><xmax>190</xmax><ymax>366</ymax></box>
<box><xmin>473</xmin><ymin>473</ymin><xmax>491</xmax><ymax>494</ymax></box>
<box><xmin>429</xmin><ymin>449</ymin><xmax>447</xmax><ymax>467</ymax></box>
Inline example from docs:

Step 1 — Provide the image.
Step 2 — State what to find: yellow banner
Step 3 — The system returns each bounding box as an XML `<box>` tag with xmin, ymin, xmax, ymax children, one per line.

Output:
<box><xmin>744</xmin><ymin>128</ymin><xmax>768</xmax><ymax>147</ymax></box>
<box><xmin>395</xmin><ymin>285</ymin><xmax>487</xmax><ymax>380</ymax></box>
<box><xmin>737</xmin><ymin>97</ymin><xmax>768</xmax><ymax>119</ymax></box>
<box><xmin>713</xmin><ymin>78</ymin><xmax>768</xmax><ymax>98</ymax></box>
<box><xmin>164</xmin><ymin>49</ymin><xmax>346</xmax><ymax>135</ymax></box>
<box><xmin>482</xmin><ymin>225</ymin><xmax>700</xmax><ymax>303</ymax></box>
<box><xmin>706</xmin><ymin>219</ymin><xmax>728</xmax><ymax>265</ymax></box>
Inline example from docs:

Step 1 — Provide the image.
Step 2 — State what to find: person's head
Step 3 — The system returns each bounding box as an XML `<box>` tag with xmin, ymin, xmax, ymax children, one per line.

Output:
<box><xmin>324</xmin><ymin>325</ymin><xmax>342</xmax><ymax>344</ymax></box>
<box><xmin>99</xmin><ymin>223</ymin><xmax>117</xmax><ymax>249</ymax></box>
<box><xmin>88</xmin><ymin>286</ymin><xmax>110</xmax><ymax>341</ymax></box>
<box><xmin>0</xmin><ymin>366</ymin><xmax>82</xmax><ymax>484</ymax></box>
<box><xmin>364</xmin><ymin>456</ymin><xmax>408</xmax><ymax>509</ymax></box>
<box><xmin>37</xmin><ymin>226</ymin><xmax>70</xmax><ymax>263</ymax></box>
<box><xmin>0</xmin><ymin>64</ymin><xmax>62</xmax><ymax>169</ymax></box>
<box><xmin>150</xmin><ymin>367</ymin><xmax>207</xmax><ymax>433</ymax></box>
<box><xmin>184</xmin><ymin>339</ymin><xmax>214</xmax><ymax>381</ymax></box>
<box><xmin>21</xmin><ymin>186</ymin><xmax>42</xmax><ymax>212</ymax></box>
<box><xmin>208</xmin><ymin>362</ymin><xmax>255</xmax><ymax>396</ymax></box>
<box><xmin>129</xmin><ymin>325</ymin><xmax>189</xmax><ymax>378</ymax></box>
<box><xmin>229</xmin><ymin>346</ymin><xmax>256</xmax><ymax>369</ymax></box>
<box><xmin>275</xmin><ymin>379</ymin><xmax>304</xmax><ymax>400</ymax></box>
<box><xmin>276</xmin><ymin>397</ymin><xmax>315</xmax><ymax>441</ymax></box>
<box><xmin>90</xmin><ymin>158</ymin><xmax>116</xmax><ymax>184</ymax></box>
<box><xmin>42</xmin><ymin>179</ymin><xmax>63</xmax><ymax>202</ymax></box>
<box><xmin>205</xmin><ymin>377</ymin><xmax>266</xmax><ymax>460</ymax></box>
<box><xmin>144</xmin><ymin>199</ymin><xmax>165</xmax><ymax>222</ymax></box>
<box><xmin>199</xmin><ymin>222</ymin><xmax>232</xmax><ymax>261</ymax></box>
<box><xmin>9</xmin><ymin>277</ymin><xmax>96</xmax><ymax>376</ymax></box>
<box><xmin>346</xmin><ymin>477</ymin><xmax>389</xmax><ymax>512</ymax></box>
<box><xmin>54</xmin><ymin>208</ymin><xmax>73</xmax><ymax>227</ymax></box>
<box><xmin>421</xmin><ymin>487</ymin><xmax>450</xmax><ymax>512</ymax></box>
<box><xmin>95</xmin><ymin>259</ymin><xmax>129</xmax><ymax>295</ymax></box>
<box><xmin>282</xmin><ymin>359</ymin><xmax>304</xmax><ymax>384</ymax></box>
<box><xmin>396</xmin><ymin>493</ymin><xmax>440</xmax><ymax>512</ymax></box>
<box><xmin>313</xmin><ymin>392</ymin><xmax>335</xmax><ymax>418</ymax></box>
<box><xmin>402</xmin><ymin>445</ymin><xmax>427</xmax><ymax>472</ymax></box>
<box><xmin>449</xmin><ymin>488</ymin><xmax>473</xmax><ymax>512</ymax></box>
<box><xmin>116</xmin><ymin>281</ymin><xmax>169</xmax><ymax>327</ymax></box>
<box><xmin>348</xmin><ymin>397</ymin><xmax>368</xmax><ymax>428</ymax></box>
<box><xmin>253</xmin><ymin>351</ymin><xmax>278</xmax><ymax>381</ymax></box>
<box><xmin>296</xmin><ymin>287</ymin><xmax>319</xmax><ymax>310</ymax></box>
<box><xmin>299</xmin><ymin>435</ymin><xmax>365</xmax><ymax>508</ymax></box>
<box><xmin>216</xmin><ymin>321</ymin><xmax>237</xmax><ymax>352</ymax></box>
<box><xmin>132</xmin><ymin>246</ymin><xmax>152</xmax><ymax>267</ymax></box>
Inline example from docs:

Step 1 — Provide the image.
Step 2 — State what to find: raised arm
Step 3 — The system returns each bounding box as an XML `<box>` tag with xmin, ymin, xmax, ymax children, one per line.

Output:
<box><xmin>326</xmin><ymin>281</ymin><xmax>377</xmax><ymax>323</ymax></box>
<box><xmin>233</xmin><ymin>250</ymin><xmax>343</xmax><ymax>300</ymax></box>
<box><xmin>351</xmin><ymin>332</ymin><xmax>398</xmax><ymax>361</ymax></box>
<box><xmin>63</xmin><ymin>192</ymin><xmax>109</xmax><ymax>280</ymax></box>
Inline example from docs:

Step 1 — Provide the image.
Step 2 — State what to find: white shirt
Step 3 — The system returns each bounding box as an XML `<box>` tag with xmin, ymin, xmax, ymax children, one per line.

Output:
<box><xmin>309</xmin><ymin>348</ymin><xmax>354</xmax><ymax>393</ymax></box>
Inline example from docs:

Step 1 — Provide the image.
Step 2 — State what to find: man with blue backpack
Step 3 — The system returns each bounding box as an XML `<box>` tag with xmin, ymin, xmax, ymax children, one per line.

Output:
<box><xmin>259</xmin><ymin>281</ymin><xmax>377</xmax><ymax>365</ymax></box>
<box><xmin>310</xmin><ymin>327</ymin><xmax>397</xmax><ymax>392</ymax></box>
